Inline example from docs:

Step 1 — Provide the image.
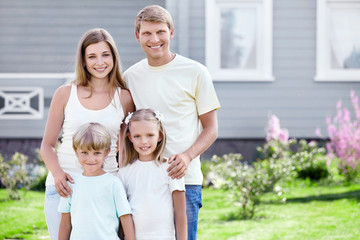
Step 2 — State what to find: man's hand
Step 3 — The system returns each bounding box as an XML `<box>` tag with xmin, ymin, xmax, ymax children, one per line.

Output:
<box><xmin>167</xmin><ymin>153</ymin><xmax>191</xmax><ymax>179</ymax></box>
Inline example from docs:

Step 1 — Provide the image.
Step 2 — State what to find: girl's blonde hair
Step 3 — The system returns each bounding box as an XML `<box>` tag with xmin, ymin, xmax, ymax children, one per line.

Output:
<box><xmin>135</xmin><ymin>5</ymin><xmax>174</xmax><ymax>33</ymax></box>
<box><xmin>73</xmin><ymin>122</ymin><xmax>111</xmax><ymax>152</ymax></box>
<box><xmin>122</xmin><ymin>109</ymin><xmax>166</xmax><ymax>166</ymax></box>
<box><xmin>74</xmin><ymin>28</ymin><xmax>127</xmax><ymax>97</ymax></box>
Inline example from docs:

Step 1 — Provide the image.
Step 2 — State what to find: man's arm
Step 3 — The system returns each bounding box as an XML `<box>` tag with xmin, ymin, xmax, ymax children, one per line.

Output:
<box><xmin>168</xmin><ymin>110</ymin><xmax>218</xmax><ymax>179</ymax></box>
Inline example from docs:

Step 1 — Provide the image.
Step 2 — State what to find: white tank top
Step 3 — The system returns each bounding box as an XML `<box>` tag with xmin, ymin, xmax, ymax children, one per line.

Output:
<box><xmin>45</xmin><ymin>84</ymin><xmax>124</xmax><ymax>186</ymax></box>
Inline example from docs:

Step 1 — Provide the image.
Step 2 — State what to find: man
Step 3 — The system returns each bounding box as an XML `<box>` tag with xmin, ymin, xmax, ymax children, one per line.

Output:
<box><xmin>123</xmin><ymin>5</ymin><xmax>220</xmax><ymax>239</ymax></box>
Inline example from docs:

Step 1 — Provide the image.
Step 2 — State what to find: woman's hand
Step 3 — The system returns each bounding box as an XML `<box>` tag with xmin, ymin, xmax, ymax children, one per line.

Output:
<box><xmin>54</xmin><ymin>170</ymin><xmax>74</xmax><ymax>197</ymax></box>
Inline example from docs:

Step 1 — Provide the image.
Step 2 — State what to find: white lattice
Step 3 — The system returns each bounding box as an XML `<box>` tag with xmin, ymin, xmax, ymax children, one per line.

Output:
<box><xmin>0</xmin><ymin>87</ymin><xmax>43</xmax><ymax>119</ymax></box>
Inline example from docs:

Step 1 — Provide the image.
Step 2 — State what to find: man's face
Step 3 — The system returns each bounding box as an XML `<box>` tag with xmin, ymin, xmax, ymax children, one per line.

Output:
<box><xmin>136</xmin><ymin>21</ymin><xmax>174</xmax><ymax>66</ymax></box>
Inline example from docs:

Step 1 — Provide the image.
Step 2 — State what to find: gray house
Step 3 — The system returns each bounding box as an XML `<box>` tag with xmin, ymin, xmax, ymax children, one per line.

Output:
<box><xmin>1</xmin><ymin>0</ymin><xmax>359</xmax><ymax>162</ymax></box>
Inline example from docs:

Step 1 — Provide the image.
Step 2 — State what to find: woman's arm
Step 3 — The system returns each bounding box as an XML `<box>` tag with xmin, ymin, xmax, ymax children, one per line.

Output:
<box><xmin>173</xmin><ymin>190</ymin><xmax>187</xmax><ymax>240</ymax></box>
<box><xmin>40</xmin><ymin>85</ymin><xmax>74</xmax><ymax>197</ymax></box>
<box><xmin>58</xmin><ymin>212</ymin><xmax>72</xmax><ymax>240</ymax></box>
<box><xmin>120</xmin><ymin>214</ymin><xmax>135</xmax><ymax>240</ymax></box>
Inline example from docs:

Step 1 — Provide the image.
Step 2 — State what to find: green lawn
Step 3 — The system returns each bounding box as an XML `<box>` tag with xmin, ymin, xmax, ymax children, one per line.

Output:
<box><xmin>198</xmin><ymin>184</ymin><xmax>360</xmax><ymax>240</ymax></box>
<box><xmin>1</xmin><ymin>184</ymin><xmax>360</xmax><ymax>240</ymax></box>
<box><xmin>0</xmin><ymin>190</ymin><xmax>48</xmax><ymax>240</ymax></box>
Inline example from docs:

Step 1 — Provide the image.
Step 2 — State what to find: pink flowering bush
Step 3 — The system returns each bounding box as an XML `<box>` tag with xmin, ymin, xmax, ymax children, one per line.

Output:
<box><xmin>259</xmin><ymin>114</ymin><xmax>328</xmax><ymax>182</ymax></box>
<box><xmin>325</xmin><ymin>91</ymin><xmax>360</xmax><ymax>180</ymax></box>
<box><xmin>260</xmin><ymin>115</ymin><xmax>294</xmax><ymax>160</ymax></box>
<box><xmin>266</xmin><ymin>115</ymin><xmax>289</xmax><ymax>143</ymax></box>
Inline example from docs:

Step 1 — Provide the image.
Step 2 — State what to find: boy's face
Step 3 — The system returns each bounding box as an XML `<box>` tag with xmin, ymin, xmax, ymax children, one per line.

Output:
<box><xmin>136</xmin><ymin>21</ymin><xmax>174</xmax><ymax>66</ymax></box>
<box><xmin>75</xmin><ymin>148</ymin><xmax>109</xmax><ymax>176</ymax></box>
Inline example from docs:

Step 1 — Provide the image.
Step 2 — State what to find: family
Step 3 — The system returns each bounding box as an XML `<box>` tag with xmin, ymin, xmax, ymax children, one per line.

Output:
<box><xmin>40</xmin><ymin>5</ymin><xmax>220</xmax><ymax>240</ymax></box>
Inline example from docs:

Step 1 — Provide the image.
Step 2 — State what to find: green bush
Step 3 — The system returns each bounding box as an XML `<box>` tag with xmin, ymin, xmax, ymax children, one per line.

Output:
<box><xmin>290</xmin><ymin>140</ymin><xmax>329</xmax><ymax>181</ymax></box>
<box><xmin>256</xmin><ymin>139</ymin><xmax>296</xmax><ymax>187</ymax></box>
<box><xmin>208</xmin><ymin>153</ymin><xmax>287</xmax><ymax>219</ymax></box>
<box><xmin>0</xmin><ymin>153</ymin><xmax>31</xmax><ymax>200</ymax></box>
<box><xmin>201</xmin><ymin>159</ymin><xmax>215</xmax><ymax>188</ymax></box>
<box><xmin>28</xmin><ymin>149</ymin><xmax>48</xmax><ymax>191</ymax></box>
<box><xmin>206</xmin><ymin>139</ymin><xmax>332</xmax><ymax>219</ymax></box>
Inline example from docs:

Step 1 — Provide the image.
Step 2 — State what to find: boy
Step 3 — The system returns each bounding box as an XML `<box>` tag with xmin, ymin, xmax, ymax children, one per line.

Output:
<box><xmin>123</xmin><ymin>5</ymin><xmax>220</xmax><ymax>239</ymax></box>
<box><xmin>57</xmin><ymin>122</ymin><xmax>135</xmax><ymax>240</ymax></box>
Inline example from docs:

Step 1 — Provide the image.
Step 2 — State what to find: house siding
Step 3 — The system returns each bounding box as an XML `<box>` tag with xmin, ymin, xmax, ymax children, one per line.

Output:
<box><xmin>0</xmin><ymin>0</ymin><xmax>164</xmax><ymax>140</ymax></box>
<box><xmin>207</xmin><ymin>0</ymin><xmax>359</xmax><ymax>139</ymax></box>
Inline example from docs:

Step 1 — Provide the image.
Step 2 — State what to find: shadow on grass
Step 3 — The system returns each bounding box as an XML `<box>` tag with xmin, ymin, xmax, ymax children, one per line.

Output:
<box><xmin>285</xmin><ymin>189</ymin><xmax>360</xmax><ymax>203</ymax></box>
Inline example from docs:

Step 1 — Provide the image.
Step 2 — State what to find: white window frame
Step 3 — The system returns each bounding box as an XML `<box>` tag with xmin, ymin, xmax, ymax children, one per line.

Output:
<box><xmin>315</xmin><ymin>0</ymin><xmax>360</xmax><ymax>82</ymax></box>
<box><xmin>206</xmin><ymin>0</ymin><xmax>274</xmax><ymax>82</ymax></box>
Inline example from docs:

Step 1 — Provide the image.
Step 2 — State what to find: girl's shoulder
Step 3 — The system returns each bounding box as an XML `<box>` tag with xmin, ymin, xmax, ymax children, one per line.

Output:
<box><xmin>158</xmin><ymin>158</ymin><xmax>171</xmax><ymax>169</ymax></box>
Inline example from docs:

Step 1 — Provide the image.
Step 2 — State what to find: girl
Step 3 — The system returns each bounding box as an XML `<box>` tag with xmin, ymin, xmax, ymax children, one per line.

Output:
<box><xmin>117</xmin><ymin>109</ymin><xmax>187</xmax><ymax>240</ymax></box>
<box><xmin>40</xmin><ymin>28</ymin><xmax>134</xmax><ymax>239</ymax></box>
<box><xmin>58</xmin><ymin>122</ymin><xmax>135</xmax><ymax>240</ymax></box>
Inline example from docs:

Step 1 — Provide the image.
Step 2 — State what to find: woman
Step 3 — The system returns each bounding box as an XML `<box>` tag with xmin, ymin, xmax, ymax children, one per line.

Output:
<box><xmin>40</xmin><ymin>28</ymin><xmax>134</xmax><ymax>240</ymax></box>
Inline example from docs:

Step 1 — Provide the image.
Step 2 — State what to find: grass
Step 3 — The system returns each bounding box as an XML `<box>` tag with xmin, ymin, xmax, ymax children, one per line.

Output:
<box><xmin>198</xmin><ymin>184</ymin><xmax>360</xmax><ymax>240</ymax></box>
<box><xmin>0</xmin><ymin>190</ymin><xmax>48</xmax><ymax>240</ymax></box>
<box><xmin>1</xmin><ymin>184</ymin><xmax>360</xmax><ymax>240</ymax></box>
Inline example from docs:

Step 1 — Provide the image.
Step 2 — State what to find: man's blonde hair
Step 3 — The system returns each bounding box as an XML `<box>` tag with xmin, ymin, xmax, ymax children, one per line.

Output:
<box><xmin>135</xmin><ymin>5</ymin><xmax>174</xmax><ymax>33</ymax></box>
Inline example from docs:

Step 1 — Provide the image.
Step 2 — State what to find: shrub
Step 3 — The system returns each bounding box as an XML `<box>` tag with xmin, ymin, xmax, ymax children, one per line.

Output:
<box><xmin>0</xmin><ymin>153</ymin><xmax>31</xmax><ymax>200</ymax></box>
<box><xmin>209</xmin><ymin>153</ymin><xmax>288</xmax><ymax>219</ymax></box>
<box><xmin>28</xmin><ymin>149</ymin><xmax>48</xmax><ymax>191</ymax></box>
<box><xmin>209</xmin><ymin>154</ymin><xmax>260</xmax><ymax>219</ymax></box>
<box><xmin>201</xmin><ymin>159</ymin><xmax>216</xmax><ymax>188</ymax></box>
<box><xmin>259</xmin><ymin>115</ymin><xmax>331</xmax><ymax>183</ymax></box>
<box><xmin>324</xmin><ymin>90</ymin><xmax>360</xmax><ymax>182</ymax></box>
<box><xmin>291</xmin><ymin>140</ymin><xmax>328</xmax><ymax>181</ymax></box>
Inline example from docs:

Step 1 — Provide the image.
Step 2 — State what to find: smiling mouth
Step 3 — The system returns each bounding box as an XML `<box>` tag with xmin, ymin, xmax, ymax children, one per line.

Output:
<box><xmin>150</xmin><ymin>45</ymin><xmax>162</xmax><ymax>49</ymax></box>
<box><xmin>95</xmin><ymin>67</ymin><xmax>106</xmax><ymax>72</ymax></box>
<box><xmin>139</xmin><ymin>146</ymin><xmax>150</xmax><ymax>151</ymax></box>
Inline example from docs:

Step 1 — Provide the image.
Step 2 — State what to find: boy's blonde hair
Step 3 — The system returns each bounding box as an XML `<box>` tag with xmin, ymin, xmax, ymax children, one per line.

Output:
<box><xmin>122</xmin><ymin>109</ymin><xmax>166</xmax><ymax>166</ymax></box>
<box><xmin>73</xmin><ymin>122</ymin><xmax>111</xmax><ymax>152</ymax></box>
<box><xmin>135</xmin><ymin>5</ymin><xmax>174</xmax><ymax>33</ymax></box>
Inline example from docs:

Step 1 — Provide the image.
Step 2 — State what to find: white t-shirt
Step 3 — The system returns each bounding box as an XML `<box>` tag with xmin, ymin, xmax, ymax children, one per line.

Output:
<box><xmin>46</xmin><ymin>84</ymin><xmax>124</xmax><ymax>186</ymax></box>
<box><xmin>124</xmin><ymin>54</ymin><xmax>220</xmax><ymax>185</ymax></box>
<box><xmin>117</xmin><ymin>160</ymin><xmax>185</xmax><ymax>240</ymax></box>
<box><xmin>58</xmin><ymin>173</ymin><xmax>131</xmax><ymax>240</ymax></box>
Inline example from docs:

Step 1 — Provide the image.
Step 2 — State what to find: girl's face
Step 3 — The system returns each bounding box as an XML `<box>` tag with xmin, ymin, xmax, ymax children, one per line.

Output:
<box><xmin>128</xmin><ymin>120</ymin><xmax>162</xmax><ymax>161</ymax></box>
<box><xmin>84</xmin><ymin>41</ymin><xmax>114</xmax><ymax>81</ymax></box>
<box><xmin>75</xmin><ymin>148</ymin><xmax>109</xmax><ymax>176</ymax></box>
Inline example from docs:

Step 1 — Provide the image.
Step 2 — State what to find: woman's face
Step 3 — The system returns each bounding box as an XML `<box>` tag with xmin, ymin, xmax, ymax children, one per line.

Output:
<box><xmin>84</xmin><ymin>41</ymin><xmax>114</xmax><ymax>81</ymax></box>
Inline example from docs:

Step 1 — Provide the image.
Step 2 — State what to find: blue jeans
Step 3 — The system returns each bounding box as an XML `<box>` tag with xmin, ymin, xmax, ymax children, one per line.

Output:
<box><xmin>185</xmin><ymin>185</ymin><xmax>202</xmax><ymax>240</ymax></box>
<box><xmin>44</xmin><ymin>185</ymin><xmax>61</xmax><ymax>240</ymax></box>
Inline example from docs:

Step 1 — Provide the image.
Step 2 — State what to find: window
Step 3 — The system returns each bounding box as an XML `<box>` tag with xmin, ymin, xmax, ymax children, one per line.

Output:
<box><xmin>315</xmin><ymin>0</ymin><xmax>360</xmax><ymax>81</ymax></box>
<box><xmin>206</xmin><ymin>0</ymin><xmax>274</xmax><ymax>81</ymax></box>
